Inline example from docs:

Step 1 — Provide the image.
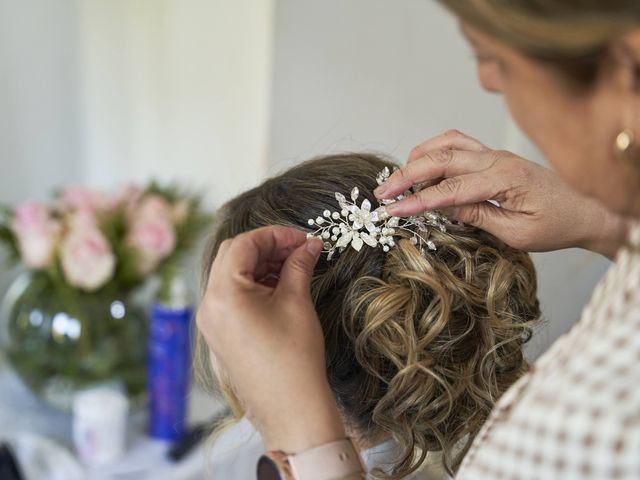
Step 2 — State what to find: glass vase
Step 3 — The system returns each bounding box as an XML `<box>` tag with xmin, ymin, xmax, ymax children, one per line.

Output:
<box><xmin>0</xmin><ymin>273</ymin><xmax>147</xmax><ymax>410</ymax></box>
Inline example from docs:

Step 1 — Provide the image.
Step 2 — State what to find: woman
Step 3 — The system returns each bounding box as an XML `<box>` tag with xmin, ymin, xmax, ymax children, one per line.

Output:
<box><xmin>196</xmin><ymin>1</ymin><xmax>640</xmax><ymax>479</ymax></box>
<box><xmin>200</xmin><ymin>154</ymin><xmax>540</xmax><ymax>478</ymax></box>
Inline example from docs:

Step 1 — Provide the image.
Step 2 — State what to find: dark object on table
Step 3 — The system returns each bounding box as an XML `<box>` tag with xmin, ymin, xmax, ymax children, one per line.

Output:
<box><xmin>167</xmin><ymin>408</ymin><xmax>231</xmax><ymax>462</ymax></box>
<box><xmin>0</xmin><ymin>443</ymin><xmax>24</xmax><ymax>480</ymax></box>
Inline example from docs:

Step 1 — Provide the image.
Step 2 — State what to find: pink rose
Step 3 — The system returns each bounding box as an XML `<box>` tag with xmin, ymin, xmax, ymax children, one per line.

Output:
<box><xmin>127</xmin><ymin>218</ymin><xmax>176</xmax><ymax>275</ymax></box>
<box><xmin>126</xmin><ymin>195</ymin><xmax>177</xmax><ymax>275</ymax></box>
<box><xmin>60</xmin><ymin>186</ymin><xmax>105</xmax><ymax>213</ymax></box>
<box><xmin>60</xmin><ymin>227</ymin><xmax>115</xmax><ymax>291</ymax></box>
<box><xmin>133</xmin><ymin>195</ymin><xmax>173</xmax><ymax>223</ymax></box>
<box><xmin>11</xmin><ymin>202</ymin><xmax>61</xmax><ymax>269</ymax></box>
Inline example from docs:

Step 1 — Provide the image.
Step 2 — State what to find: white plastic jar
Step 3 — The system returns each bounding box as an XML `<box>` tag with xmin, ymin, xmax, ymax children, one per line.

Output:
<box><xmin>72</xmin><ymin>387</ymin><xmax>129</xmax><ymax>466</ymax></box>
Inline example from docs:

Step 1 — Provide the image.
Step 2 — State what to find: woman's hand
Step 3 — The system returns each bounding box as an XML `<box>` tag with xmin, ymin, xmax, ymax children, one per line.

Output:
<box><xmin>196</xmin><ymin>226</ymin><xmax>346</xmax><ymax>453</ymax></box>
<box><xmin>375</xmin><ymin>130</ymin><xmax>628</xmax><ymax>258</ymax></box>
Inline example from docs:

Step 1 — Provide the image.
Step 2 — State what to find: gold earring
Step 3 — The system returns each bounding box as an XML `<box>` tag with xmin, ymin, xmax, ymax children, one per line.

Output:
<box><xmin>615</xmin><ymin>129</ymin><xmax>634</xmax><ymax>156</ymax></box>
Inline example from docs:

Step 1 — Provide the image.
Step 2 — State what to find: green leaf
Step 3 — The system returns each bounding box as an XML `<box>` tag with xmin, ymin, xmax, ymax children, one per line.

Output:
<box><xmin>0</xmin><ymin>224</ymin><xmax>20</xmax><ymax>262</ymax></box>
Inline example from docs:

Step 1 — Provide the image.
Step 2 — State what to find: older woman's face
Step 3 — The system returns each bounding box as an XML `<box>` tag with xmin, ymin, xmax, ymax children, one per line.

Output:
<box><xmin>461</xmin><ymin>23</ymin><xmax>640</xmax><ymax>218</ymax></box>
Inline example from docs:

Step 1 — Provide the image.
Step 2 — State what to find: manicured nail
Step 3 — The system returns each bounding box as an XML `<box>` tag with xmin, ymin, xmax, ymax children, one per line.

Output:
<box><xmin>374</xmin><ymin>185</ymin><xmax>387</xmax><ymax>197</ymax></box>
<box><xmin>306</xmin><ymin>237</ymin><xmax>323</xmax><ymax>258</ymax></box>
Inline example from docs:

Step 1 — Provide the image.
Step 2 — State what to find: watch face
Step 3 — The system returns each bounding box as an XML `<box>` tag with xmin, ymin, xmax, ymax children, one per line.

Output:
<box><xmin>257</xmin><ymin>455</ymin><xmax>283</xmax><ymax>480</ymax></box>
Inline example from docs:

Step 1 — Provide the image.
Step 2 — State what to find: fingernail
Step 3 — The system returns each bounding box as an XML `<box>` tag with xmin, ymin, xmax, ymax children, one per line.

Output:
<box><xmin>374</xmin><ymin>185</ymin><xmax>387</xmax><ymax>197</ymax></box>
<box><xmin>306</xmin><ymin>237</ymin><xmax>323</xmax><ymax>258</ymax></box>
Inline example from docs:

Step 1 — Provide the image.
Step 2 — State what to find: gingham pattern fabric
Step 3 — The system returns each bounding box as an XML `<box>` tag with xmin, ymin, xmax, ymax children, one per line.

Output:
<box><xmin>457</xmin><ymin>224</ymin><xmax>640</xmax><ymax>480</ymax></box>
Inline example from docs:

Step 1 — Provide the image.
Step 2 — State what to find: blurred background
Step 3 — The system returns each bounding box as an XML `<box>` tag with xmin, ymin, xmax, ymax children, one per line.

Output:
<box><xmin>0</xmin><ymin>0</ymin><xmax>610</xmax><ymax>478</ymax></box>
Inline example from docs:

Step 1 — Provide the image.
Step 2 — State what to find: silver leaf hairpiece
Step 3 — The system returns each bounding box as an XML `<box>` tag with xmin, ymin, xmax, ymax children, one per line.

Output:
<box><xmin>306</xmin><ymin>167</ymin><xmax>450</xmax><ymax>260</ymax></box>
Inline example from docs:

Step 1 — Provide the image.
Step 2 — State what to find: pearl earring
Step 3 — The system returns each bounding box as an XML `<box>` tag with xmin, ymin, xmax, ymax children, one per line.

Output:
<box><xmin>615</xmin><ymin>129</ymin><xmax>634</xmax><ymax>156</ymax></box>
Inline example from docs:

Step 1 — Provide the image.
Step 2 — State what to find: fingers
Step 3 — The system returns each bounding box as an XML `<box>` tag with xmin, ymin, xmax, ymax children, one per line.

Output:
<box><xmin>384</xmin><ymin>131</ymin><xmax>494</xmax><ymax>202</ymax></box>
<box><xmin>441</xmin><ymin>203</ymin><xmax>524</xmax><ymax>249</ymax></box>
<box><xmin>220</xmin><ymin>226</ymin><xmax>309</xmax><ymax>284</ymax></box>
<box><xmin>407</xmin><ymin>129</ymin><xmax>488</xmax><ymax>163</ymax></box>
<box><xmin>376</xmin><ymin>149</ymin><xmax>500</xmax><ymax>201</ymax></box>
<box><xmin>277</xmin><ymin>237</ymin><xmax>322</xmax><ymax>297</ymax></box>
<box><xmin>441</xmin><ymin>202</ymin><xmax>504</xmax><ymax>231</ymax></box>
<box><xmin>384</xmin><ymin>172</ymin><xmax>501</xmax><ymax>217</ymax></box>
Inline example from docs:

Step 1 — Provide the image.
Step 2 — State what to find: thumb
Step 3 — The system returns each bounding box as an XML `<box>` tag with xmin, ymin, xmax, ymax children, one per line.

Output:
<box><xmin>277</xmin><ymin>237</ymin><xmax>323</xmax><ymax>296</ymax></box>
<box><xmin>442</xmin><ymin>201</ymin><xmax>507</xmax><ymax>236</ymax></box>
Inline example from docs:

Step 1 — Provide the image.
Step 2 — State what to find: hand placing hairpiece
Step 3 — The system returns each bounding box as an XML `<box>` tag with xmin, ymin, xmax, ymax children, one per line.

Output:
<box><xmin>307</xmin><ymin>167</ymin><xmax>450</xmax><ymax>260</ymax></box>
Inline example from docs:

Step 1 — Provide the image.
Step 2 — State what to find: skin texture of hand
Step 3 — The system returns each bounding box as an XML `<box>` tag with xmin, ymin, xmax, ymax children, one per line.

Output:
<box><xmin>196</xmin><ymin>226</ymin><xmax>346</xmax><ymax>454</ymax></box>
<box><xmin>374</xmin><ymin>130</ymin><xmax>629</xmax><ymax>259</ymax></box>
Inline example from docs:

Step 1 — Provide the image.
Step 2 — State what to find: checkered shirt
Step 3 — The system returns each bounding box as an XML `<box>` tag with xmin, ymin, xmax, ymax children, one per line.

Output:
<box><xmin>456</xmin><ymin>224</ymin><xmax>640</xmax><ymax>480</ymax></box>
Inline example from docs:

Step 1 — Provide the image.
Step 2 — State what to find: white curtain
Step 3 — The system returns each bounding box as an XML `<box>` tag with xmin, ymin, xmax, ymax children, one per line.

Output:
<box><xmin>78</xmin><ymin>0</ymin><xmax>274</xmax><ymax>207</ymax></box>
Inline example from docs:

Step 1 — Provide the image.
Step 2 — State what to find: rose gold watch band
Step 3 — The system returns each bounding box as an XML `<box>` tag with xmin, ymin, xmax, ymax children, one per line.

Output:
<box><xmin>287</xmin><ymin>438</ymin><xmax>365</xmax><ymax>480</ymax></box>
<box><xmin>260</xmin><ymin>438</ymin><xmax>365</xmax><ymax>480</ymax></box>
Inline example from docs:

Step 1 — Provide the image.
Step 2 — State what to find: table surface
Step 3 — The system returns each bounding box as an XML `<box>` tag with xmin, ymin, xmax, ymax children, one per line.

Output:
<box><xmin>0</xmin><ymin>355</ymin><xmax>225</xmax><ymax>480</ymax></box>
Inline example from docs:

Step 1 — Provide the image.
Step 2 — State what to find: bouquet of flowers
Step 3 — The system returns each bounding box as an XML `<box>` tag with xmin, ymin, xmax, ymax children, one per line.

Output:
<box><xmin>0</xmin><ymin>182</ymin><xmax>212</xmax><ymax>408</ymax></box>
<box><xmin>0</xmin><ymin>182</ymin><xmax>211</xmax><ymax>298</ymax></box>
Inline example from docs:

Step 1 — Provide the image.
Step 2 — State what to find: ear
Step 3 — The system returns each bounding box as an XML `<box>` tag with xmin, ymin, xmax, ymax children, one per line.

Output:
<box><xmin>613</xmin><ymin>28</ymin><xmax>640</xmax><ymax>91</ymax></box>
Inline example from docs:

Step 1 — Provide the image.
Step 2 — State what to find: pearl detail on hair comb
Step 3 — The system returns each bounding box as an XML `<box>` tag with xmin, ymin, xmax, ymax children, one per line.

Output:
<box><xmin>306</xmin><ymin>167</ymin><xmax>450</xmax><ymax>260</ymax></box>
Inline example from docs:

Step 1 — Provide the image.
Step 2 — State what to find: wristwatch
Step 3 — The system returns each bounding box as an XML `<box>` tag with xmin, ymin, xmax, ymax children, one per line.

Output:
<box><xmin>256</xmin><ymin>438</ymin><xmax>365</xmax><ymax>480</ymax></box>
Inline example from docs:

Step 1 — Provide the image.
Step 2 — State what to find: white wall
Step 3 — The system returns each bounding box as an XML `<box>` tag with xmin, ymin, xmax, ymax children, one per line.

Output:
<box><xmin>268</xmin><ymin>0</ymin><xmax>610</xmax><ymax>356</ymax></box>
<box><xmin>268</xmin><ymin>0</ymin><xmax>505</xmax><ymax>170</ymax></box>
<box><xmin>0</xmin><ymin>0</ymin><xmax>273</xmax><ymax>209</ymax></box>
<box><xmin>78</xmin><ymin>0</ymin><xmax>274</xmax><ymax>207</ymax></box>
<box><xmin>0</xmin><ymin>0</ymin><xmax>82</xmax><ymax>203</ymax></box>
<box><xmin>0</xmin><ymin>0</ymin><xmax>83</xmax><ymax>294</ymax></box>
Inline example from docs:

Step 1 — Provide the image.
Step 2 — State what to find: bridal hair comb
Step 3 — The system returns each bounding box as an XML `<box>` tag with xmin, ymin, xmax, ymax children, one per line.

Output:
<box><xmin>306</xmin><ymin>167</ymin><xmax>450</xmax><ymax>260</ymax></box>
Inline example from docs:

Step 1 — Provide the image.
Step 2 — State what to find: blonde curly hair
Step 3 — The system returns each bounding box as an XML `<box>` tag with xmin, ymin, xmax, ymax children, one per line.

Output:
<box><xmin>197</xmin><ymin>153</ymin><xmax>540</xmax><ymax>477</ymax></box>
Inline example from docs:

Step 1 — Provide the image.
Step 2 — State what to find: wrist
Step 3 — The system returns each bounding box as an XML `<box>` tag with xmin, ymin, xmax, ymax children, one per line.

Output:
<box><xmin>261</xmin><ymin>384</ymin><xmax>346</xmax><ymax>454</ymax></box>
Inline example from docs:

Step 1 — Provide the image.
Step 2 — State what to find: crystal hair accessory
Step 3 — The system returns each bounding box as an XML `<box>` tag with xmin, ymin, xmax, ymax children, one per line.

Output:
<box><xmin>306</xmin><ymin>167</ymin><xmax>450</xmax><ymax>260</ymax></box>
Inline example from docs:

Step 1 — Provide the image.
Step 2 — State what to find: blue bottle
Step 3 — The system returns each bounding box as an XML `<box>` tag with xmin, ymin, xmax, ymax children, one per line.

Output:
<box><xmin>147</xmin><ymin>277</ymin><xmax>193</xmax><ymax>441</ymax></box>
